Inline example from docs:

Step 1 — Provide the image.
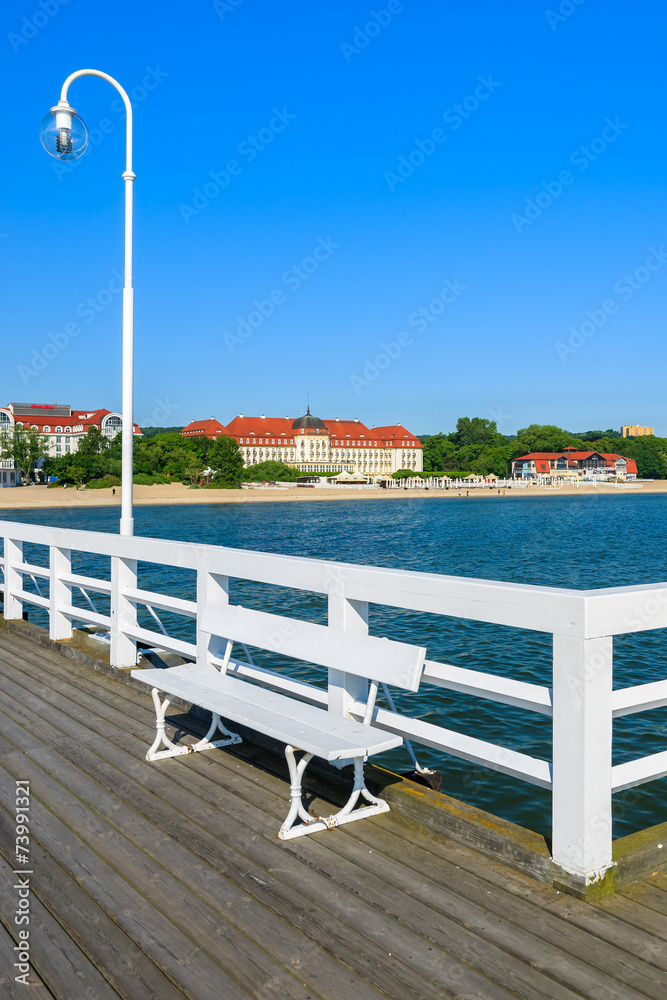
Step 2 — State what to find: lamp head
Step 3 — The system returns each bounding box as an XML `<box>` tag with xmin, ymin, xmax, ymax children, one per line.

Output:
<box><xmin>40</xmin><ymin>101</ymin><xmax>88</xmax><ymax>160</ymax></box>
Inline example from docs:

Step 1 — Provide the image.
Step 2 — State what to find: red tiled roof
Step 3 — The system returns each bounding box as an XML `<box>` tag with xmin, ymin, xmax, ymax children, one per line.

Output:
<box><xmin>11</xmin><ymin>408</ymin><xmax>140</xmax><ymax>434</ymax></box>
<box><xmin>322</xmin><ymin>419</ymin><xmax>372</xmax><ymax>440</ymax></box>
<box><xmin>181</xmin><ymin>414</ymin><xmax>422</xmax><ymax>450</ymax></box>
<box><xmin>370</xmin><ymin>425</ymin><xmax>422</xmax><ymax>449</ymax></box>
<box><xmin>514</xmin><ymin>450</ymin><xmax>637</xmax><ymax>474</ymax></box>
<box><xmin>226</xmin><ymin>416</ymin><xmax>295</xmax><ymax>438</ymax></box>
<box><xmin>181</xmin><ymin>418</ymin><xmax>228</xmax><ymax>437</ymax></box>
<box><xmin>324</xmin><ymin>422</ymin><xmax>422</xmax><ymax>449</ymax></box>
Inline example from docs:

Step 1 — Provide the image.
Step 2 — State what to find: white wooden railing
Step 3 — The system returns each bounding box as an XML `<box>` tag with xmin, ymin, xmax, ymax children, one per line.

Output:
<box><xmin>1</xmin><ymin>518</ymin><xmax>666</xmax><ymax>887</ymax></box>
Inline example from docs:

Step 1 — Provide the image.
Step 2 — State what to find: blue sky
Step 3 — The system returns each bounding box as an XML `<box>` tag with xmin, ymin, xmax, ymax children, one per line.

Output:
<box><xmin>2</xmin><ymin>0</ymin><xmax>666</xmax><ymax>436</ymax></box>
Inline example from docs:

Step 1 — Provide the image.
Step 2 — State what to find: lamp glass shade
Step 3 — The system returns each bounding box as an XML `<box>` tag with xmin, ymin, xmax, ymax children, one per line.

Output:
<box><xmin>40</xmin><ymin>109</ymin><xmax>88</xmax><ymax>160</ymax></box>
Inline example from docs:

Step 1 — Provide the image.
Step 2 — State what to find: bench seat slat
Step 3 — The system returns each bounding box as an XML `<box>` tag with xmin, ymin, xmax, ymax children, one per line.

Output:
<box><xmin>132</xmin><ymin>664</ymin><xmax>403</xmax><ymax>761</ymax></box>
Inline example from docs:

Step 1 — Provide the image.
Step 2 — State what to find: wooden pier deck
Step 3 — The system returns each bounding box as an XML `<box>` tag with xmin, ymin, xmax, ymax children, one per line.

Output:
<box><xmin>0</xmin><ymin>628</ymin><xmax>665</xmax><ymax>1000</ymax></box>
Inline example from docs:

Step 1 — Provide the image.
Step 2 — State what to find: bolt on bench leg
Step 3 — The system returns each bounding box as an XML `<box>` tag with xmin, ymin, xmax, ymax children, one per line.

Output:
<box><xmin>279</xmin><ymin>748</ymin><xmax>390</xmax><ymax>840</ymax></box>
<box><xmin>145</xmin><ymin>687</ymin><xmax>242</xmax><ymax>761</ymax></box>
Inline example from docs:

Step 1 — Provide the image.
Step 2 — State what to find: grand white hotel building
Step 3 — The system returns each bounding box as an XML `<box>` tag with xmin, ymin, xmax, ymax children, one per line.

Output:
<box><xmin>181</xmin><ymin>410</ymin><xmax>423</xmax><ymax>476</ymax></box>
<box><xmin>0</xmin><ymin>402</ymin><xmax>141</xmax><ymax>486</ymax></box>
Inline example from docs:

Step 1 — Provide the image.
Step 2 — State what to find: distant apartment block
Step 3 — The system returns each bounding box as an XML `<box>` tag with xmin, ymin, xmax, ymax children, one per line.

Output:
<box><xmin>621</xmin><ymin>425</ymin><xmax>654</xmax><ymax>438</ymax></box>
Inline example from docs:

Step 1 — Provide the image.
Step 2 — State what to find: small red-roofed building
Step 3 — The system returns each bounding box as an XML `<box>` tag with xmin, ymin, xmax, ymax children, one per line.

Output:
<box><xmin>512</xmin><ymin>450</ymin><xmax>637</xmax><ymax>480</ymax></box>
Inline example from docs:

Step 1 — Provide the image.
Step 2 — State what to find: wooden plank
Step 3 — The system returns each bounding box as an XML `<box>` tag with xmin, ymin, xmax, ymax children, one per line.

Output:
<box><xmin>618</xmin><ymin>881</ymin><xmax>667</xmax><ymax>919</ymax></box>
<box><xmin>592</xmin><ymin>893</ymin><xmax>667</xmax><ymax>944</ymax></box>
<box><xmin>109</xmin><ymin>702</ymin><xmax>667</xmax><ymax>999</ymax></box>
<box><xmin>0</xmin><ymin>853</ymin><xmax>121</xmax><ymax>1000</ymax></box>
<box><xmin>0</xmin><ymin>803</ymin><xmax>192</xmax><ymax>1000</ymax></box>
<box><xmin>0</xmin><ymin>713</ymin><xmax>434</xmax><ymax>1000</ymax></box>
<box><xmin>3</xmin><ymin>632</ymin><xmax>667</xmax><ymax>1000</ymax></box>
<box><xmin>293</xmin><ymin>804</ymin><xmax>667</xmax><ymax>1000</ymax></box>
<box><xmin>0</xmin><ymin>666</ymin><xmax>403</xmax><ymax>1000</ymax></box>
<box><xmin>0</xmin><ymin>752</ymin><xmax>280</xmax><ymax>1000</ymax></box>
<box><xmin>0</xmin><ymin>675</ymin><xmax>518</xmax><ymax>1000</ymax></box>
<box><xmin>0</xmin><ymin>695</ymin><xmax>589</xmax><ymax>1000</ymax></box>
<box><xmin>543</xmin><ymin>895</ymin><xmax>667</xmax><ymax>970</ymax></box>
<box><xmin>0</xmin><ymin>635</ymin><xmax>155</xmax><ymax>727</ymax></box>
<box><xmin>0</xmin><ymin>911</ymin><xmax>54</xmax><ymax>999</ymax></box>
<box><xmin>174</xmin><ymin>739</ymin><xmax>661</xmax><ymax>1000</ymax></box>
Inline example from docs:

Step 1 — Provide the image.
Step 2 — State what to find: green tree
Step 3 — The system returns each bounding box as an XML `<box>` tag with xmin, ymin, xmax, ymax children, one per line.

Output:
<box><xmin>184</xmin><ymin>460</ymin><xmax>204</xmax><ymax>486</ymax></box>
<box><xmin>243</xmin><ymin>461</ymin><xmax>300</xmax><ymax>482</ymax></box>
<box><xmin>77</xmin><ymin>425</ymin><xmax>109</xmax><ymax>457</ymax></box>
<box><xmin>68</xmin><ymin>465</ymin><xmax>87</xmax><ymax>488</ymax></box>
<box><xmin>449</xmin><ymin>417</ymin><xmax>500</xmax><ymax>449</ymax></box>
<box><xmin>631</xmin><ymin>439</ymin><xmax>667</xmax><ymax>479</ymax></box>
<box><xmin>514</xmin><ymin>424</ymin><xmax>583</xmax><ymax>455</ymax></box>
<box><xmin>0</xmin><ymin>426</ymin><xmax>49</xmax><ymax>484</ymax></box>
<box><xmin>208</xmin><ymin>435</ymin><xmax>244</xmax><ymax>488</ymax></box>
<box><xmin>423</xmin><ymin>434</ymin><xmax>456</xmax><ymax>473</ymax></box>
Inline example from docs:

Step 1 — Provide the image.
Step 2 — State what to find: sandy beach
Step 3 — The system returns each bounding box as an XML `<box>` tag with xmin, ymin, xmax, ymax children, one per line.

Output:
<box><xmin>0</xmin><ymin>480</ymin><xmax>666</xmax><ymax>511</ymax></box>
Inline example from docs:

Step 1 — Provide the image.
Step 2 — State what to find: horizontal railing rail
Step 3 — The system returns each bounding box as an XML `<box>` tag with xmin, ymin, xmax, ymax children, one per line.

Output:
<box><xmin>1</xmin><ymin>517</ymin><xmax>665</xmax><ymax>888</ymax></box>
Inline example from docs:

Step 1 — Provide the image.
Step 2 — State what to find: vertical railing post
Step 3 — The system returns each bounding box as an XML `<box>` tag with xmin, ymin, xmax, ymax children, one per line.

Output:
<box><xmin>2</xmin><ymin>537</ymin><xmax>24</xmax><ymax>621</ymax></box>
<box><xmin>327</xmin><ymin>592</ymin><xmax>369</xmax><ymax>717</ymax></box>
<box><xmin>552</xmin><ymin>633</ymin><xmax>613</xmax><ymax>886</ymax></box>
<box><xmin>196</xmin><ymin>564</ymin><xmax>229</xmax><ymax>668</ymax></box>
<box><xmin>49</xmin><ymin>546</ymin><xmax>72</xmax><ymax>640</ymax></box>
<box><xmin>110</xmin><ymin>555</ymin><xmax>138</xmax><ymax>667</ymax></box>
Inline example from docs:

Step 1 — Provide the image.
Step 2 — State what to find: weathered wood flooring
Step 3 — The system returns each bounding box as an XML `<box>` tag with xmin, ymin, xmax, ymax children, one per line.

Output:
<box><xmin>0</xmin><ymin>629</ymin><xmax>665</xmax><ymax>1000</ymax></box>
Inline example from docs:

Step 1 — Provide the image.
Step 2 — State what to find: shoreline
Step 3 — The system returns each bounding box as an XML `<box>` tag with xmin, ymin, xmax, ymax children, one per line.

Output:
<box><xmin>1</xmin><ymin>481</ymin><xmax>666</xmax><ymax>511</ymax></box>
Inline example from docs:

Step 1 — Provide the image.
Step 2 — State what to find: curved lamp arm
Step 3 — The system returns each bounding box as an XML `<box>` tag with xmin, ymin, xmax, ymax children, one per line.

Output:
<box><xmin>60</xmin><ymin>69</ymin><xmax>134</xmax><ymax>177</ymax></box>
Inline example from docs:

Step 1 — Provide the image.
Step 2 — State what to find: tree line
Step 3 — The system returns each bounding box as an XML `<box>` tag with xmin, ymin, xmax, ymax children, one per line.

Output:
<box><xmin>0</xmin><ymin>426</ymin><xmax>253</xmax><ymax>488</ymax></box>
<box><xmin>421</xmin><ymin>418</ymin><xmax>667</xmax><ymax>479</ymax></box>
<box><xmin>2</xmin><ymin>418</ymin><xmax>665</xmax><ymax>486</ymax></box>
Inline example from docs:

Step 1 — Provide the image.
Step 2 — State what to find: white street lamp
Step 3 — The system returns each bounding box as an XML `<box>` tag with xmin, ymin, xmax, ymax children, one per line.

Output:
<box><xmin>40</xmin><ymin>70</ymin><xmax>136</xmax><ymax>536</ymax></box>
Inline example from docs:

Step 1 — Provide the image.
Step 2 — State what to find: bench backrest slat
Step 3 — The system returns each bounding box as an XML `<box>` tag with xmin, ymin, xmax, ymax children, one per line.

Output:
<box><xmin>199</xmin><ymin>604</ymin><xmax>425</xmax><ymax>691</ymax></box>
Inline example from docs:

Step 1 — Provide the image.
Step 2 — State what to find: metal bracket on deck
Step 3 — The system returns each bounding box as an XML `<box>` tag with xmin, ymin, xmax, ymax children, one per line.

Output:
<box><xmin>145</xmin><ymin>686</ymin><xmax>242</xmax><ymax>761</ymax></box>
<box><xmin>278</xmin><ymin>747</ymin><xmax>390</xmax><ymax>840</ymax></box>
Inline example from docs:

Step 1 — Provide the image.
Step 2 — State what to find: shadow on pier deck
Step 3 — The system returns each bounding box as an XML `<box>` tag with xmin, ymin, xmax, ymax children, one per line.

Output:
<box><xmin>0</xmin><ymin>628</ymin><xmax>665</xmax><ymax>1000</ymax></box>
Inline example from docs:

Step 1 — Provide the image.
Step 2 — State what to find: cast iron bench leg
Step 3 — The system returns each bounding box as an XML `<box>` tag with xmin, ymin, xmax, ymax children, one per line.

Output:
<box><xmin>278</xmin><ymin>747</ymin><xmax>390</xmax><ymax>840</ymax></box>
<box><xmin>145</xmin><ymin>687</ymin><xmax>242</xmax><ymax>761</ymax></box>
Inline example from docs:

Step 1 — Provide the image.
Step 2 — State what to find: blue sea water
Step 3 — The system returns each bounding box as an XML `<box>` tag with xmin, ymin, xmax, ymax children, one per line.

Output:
<box><xmin>2</xmin><ymin>493</ymin><xmax>667</xmax><ymax>840</ymax></box>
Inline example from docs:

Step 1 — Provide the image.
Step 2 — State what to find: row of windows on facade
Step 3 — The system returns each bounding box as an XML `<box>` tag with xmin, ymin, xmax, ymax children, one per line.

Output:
<box><xmin>237</xmin><ymin>436</ymin><xmax>414</xmax><ymax>448</ymax></box>
<box><xmin>241</xmin><ymin>444</ymin><xmax>418</xmax><ymax>455</ymax></box>
<box><xmin>8</xmin><ymin>417</ymin><xmax>121</xmax><ymax>437</ymax></box>
<box><xmin>242</xmin><ymin>447</ymin><xmax>415</xmax><ymax>460</ymax></box>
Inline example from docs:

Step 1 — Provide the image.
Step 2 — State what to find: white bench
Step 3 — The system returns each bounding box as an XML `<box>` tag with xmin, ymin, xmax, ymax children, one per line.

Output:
<box><xmin>131</xmin><ymin>603</ymin><xmax>426</xmax><ymax>840</ymax></box>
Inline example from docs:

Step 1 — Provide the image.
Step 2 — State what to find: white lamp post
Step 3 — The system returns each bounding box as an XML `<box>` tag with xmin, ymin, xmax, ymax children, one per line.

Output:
<box><xmin>40</xmin><ymin>70</ymin><xmax>136</xmax><ymax>536</ymax></box>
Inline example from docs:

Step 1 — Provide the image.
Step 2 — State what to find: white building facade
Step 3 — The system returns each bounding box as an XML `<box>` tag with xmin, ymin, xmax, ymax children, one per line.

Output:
<box><xmin>182</xmin><ymin>410</ymin><xmax>423</xmax><ymax>476</ymax></box>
